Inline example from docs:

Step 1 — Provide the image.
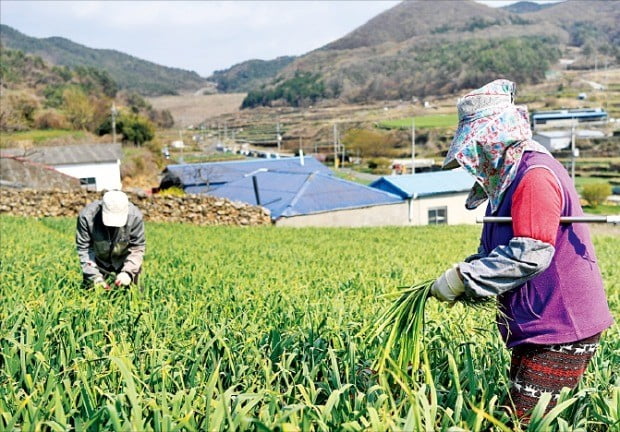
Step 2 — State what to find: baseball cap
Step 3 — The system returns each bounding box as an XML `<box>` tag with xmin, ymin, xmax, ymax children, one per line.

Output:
<box><xmin>102</xmin><ymin>190</ymin><xmax>129</xmax><ymax>227</ymax></box>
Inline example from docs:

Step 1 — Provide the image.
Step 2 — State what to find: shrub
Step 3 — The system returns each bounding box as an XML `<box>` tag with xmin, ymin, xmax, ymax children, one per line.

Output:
<box><xmin>581</xmin><ymin>183</ymin><xmax>611</xmax><ymax>208</ymax></box>
<box><xmin>122</xmin><ymin>115</ymin><xmax>155</xmax><ymax>146</ymax></box>
<box><xmin>63</xmin><ymin>87</ymin><xmax>94</xmax><ymax>130</ymax></box>
<box><xmin>157</xmin><ymin>186</ymin><xmax>185</xmax><ymax>197</ymax></box>
<box><xmin>33</xmin><ymin>109</ymin><xmax>69</xmax><ymax>130</ymax></box>
<box><xmin>367</xmin><ymin>157</ymin><xmax>391</xmax><ymax>170</ymax></box>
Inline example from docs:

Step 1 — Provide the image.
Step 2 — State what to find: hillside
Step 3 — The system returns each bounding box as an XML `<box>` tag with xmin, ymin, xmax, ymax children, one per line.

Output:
<box><xmin>241</xmin><ymin>0</ymin><xmax>620</xmax><ymax>106</ymax></box>
<box><xmin>208</xmin><ymin>56</ymin><xmax>296</xmax><ymax>92</ymax></box>
<box><xmin>501</xmin><ymin>1</ymin><xmax>555</xmax><ymax>13</ymax></box>
<box><xmin>0</xmin><ymin>24</ymin><xmax>207</xmax><ymax>96</ymax></box>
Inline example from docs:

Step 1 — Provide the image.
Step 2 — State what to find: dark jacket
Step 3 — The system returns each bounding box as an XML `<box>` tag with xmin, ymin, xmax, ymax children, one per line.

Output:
<box><xmin>76</xmin><ymin>200</ymin><xmax>145</xmax><ymax>281</ymax></box>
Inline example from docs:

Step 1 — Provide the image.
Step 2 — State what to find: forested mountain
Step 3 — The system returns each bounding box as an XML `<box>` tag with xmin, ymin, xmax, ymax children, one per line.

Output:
<box><xmin>209</xmin><ymin>56</ymin><xmax>296</xmax><ymax>92</ymax></box>
<box><xmin>501</xmin><ymin>1</ymin><xmax>555</xmax><ymax>13</ymax></box>
<box><xmin>240</xmin><ymin>0</ymin><xmax>619</xmax><ymax>107</ymax></box>
<box><xmin>1</xmin><ymin>0</ymin><xmax>617</xmax><ymax>106</ymax></box>
<box><xmin>0</xmin><ymin>24</ymin><xmax>207</xmax><ymax>96</ymax></box>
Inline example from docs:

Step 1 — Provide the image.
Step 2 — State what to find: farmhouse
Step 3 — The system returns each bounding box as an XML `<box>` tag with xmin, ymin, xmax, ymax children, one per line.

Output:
<box><xmin>159</xmin><ymin>155</ymin><xmax>331</xmax><ymax>193</ymax></box>
<box><xmin>1</xmin><ymin>143</ymin><xmax>122</xmax><ymax>191</ymax></box>
<box><xmin>0</xmin><ymin>156</ymin><xmax>81</xmax><ymax>190</ymax></box>
<box><xmin>159</xmin><ymin>156</ymin><xmax>407</xmax><ymax>227</ymax></box>
<box><xmin>209</xmin><ymin>170</ymin><xmax>403</xmax><ymax>227</ymax></box>
<box><xmin>369</xmin><ymin>170</ymin><xmax>486</xmax><ymax>225</ymax></box>
<box><xmin>533</xmin><ymin>129</ymin><xmax>606</xmax><ymax>152</ymax></box>
<box><xmin>530</xmin><ymin>108</ymin><xmax>608</xmax><ymax>130</ymax></box>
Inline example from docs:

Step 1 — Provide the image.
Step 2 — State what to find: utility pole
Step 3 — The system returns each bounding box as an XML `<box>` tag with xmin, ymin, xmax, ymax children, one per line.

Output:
<box><xmin>570</xmin><ymin>122</ymin><xmax>579</xmax><ymax>183</ymax></box>
<box><xmin>333</xmin><ymin>123</ymin><xmax>339</xmax><ymax>169</ymax></box>
<box><xmin>340</xmin><ymin>126</ymin><xmax>345</xmax><ymax>168</ymax></box>
<box><xmin>111</xmin><ymin>103</ymin><xmax>117</xmax><ymax>145</ymax></box>
<box><xmin>276</xmin><ymin>122</ymin><xmax>282</xmax><ymax>155</ymax></box>
<box><xmin>411</xmin><ymin>118</ymin><xmax>416</xmax><ymax>175</ymax></box>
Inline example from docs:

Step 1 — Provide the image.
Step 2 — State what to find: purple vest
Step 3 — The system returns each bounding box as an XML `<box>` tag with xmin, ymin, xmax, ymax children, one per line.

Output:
<box><xmin>482</xmin><ymin>151</ymin><xmax>613</xmax><ymax>348</ymax></box>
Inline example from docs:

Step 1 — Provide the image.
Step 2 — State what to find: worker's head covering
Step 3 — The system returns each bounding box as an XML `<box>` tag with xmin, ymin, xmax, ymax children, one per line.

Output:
<box><xmin>443</xmin><ymin>79</ymin><xmax>549</xmax><ymax>212</ymax></box>
<box><xmin>102</xmin><ymin>190</ymin><xmax>129</xmax><ymax>227</ymax></box>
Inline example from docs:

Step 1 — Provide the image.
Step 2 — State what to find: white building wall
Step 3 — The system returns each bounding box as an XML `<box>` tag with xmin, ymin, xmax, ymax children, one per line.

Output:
<box><xmin>275</xmin><ymin>193</ymin><xmax>486</xmax><ymax>227</ymax></box>
<box><xmin>275</xmin><ymin>202</ymin><xmax>409</xmax><ymax>227</ymax></box>
<box><xmin>410</xmin><ymin>193</ymin><xmax>486</xmax><ymax>225</ymax></box>
<box><xmin>54</xmin><ymin>161</ymin><xmax>122</xmax><ymax>191</ymax></box>
<box><xmin>533</xmin><ymin>133</ymin><xmax>570</xmax><ymax>151</ymax></box>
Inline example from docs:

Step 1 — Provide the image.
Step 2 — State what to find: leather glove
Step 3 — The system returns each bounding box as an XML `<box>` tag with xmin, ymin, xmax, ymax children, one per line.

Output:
<box><xmin>431</xmin><ymin>266</ymin><xmax>465</xmax><ymax>302</ymax></box>
<box><xmin>93</xmin><ymin>276</ymin><xmax>110</xmax><ymax>290</ymax></box>
<box><xmin>115</xmin><ymin>272</ymin><xmax>132</xmax><ymax>287</ymax></box>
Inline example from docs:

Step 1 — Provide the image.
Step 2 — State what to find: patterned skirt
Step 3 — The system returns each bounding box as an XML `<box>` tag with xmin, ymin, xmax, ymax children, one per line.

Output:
<box><xmin>508</xmin><ymin>333</ymin><xmax>601</xmax><ymax>420</ymax></box>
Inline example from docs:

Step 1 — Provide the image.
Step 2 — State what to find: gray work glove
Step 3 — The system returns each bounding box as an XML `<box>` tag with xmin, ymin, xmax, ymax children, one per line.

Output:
<box><xmin>93</xmin><ymin>276</ymin><xmax>111</xmax><ymax>290</ymax></box>
<box><xmin>431</xmin><ymin>266</ymin><xmax>465</xmax><ymax>302</ymax></box>
<box><xmin>115</xmin><ymin>272</ymin><xmax>132</xmax><ymax>287</ymax></box>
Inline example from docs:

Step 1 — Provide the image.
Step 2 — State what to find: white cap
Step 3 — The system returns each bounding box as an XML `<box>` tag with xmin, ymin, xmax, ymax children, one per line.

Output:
<box><xmin>102</xmin><ymin>190</ymin><xmax>129</xmax><ymax>227</ymax></box>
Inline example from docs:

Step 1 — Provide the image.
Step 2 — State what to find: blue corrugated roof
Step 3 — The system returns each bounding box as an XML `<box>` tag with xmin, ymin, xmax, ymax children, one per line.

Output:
<box><xmin>369</xmin><ymin>169</ymin><xmax>475</xmax><ymax>199</ymax></box>
<box><xmin>162</xmin><ymin>156</ymin><xmax>331</xmax><ymax>188</ymax></box>
<box><xmin>198</xmin><ymin>170</ymin><xmax>402</xmax><ymax>219</ymax></box>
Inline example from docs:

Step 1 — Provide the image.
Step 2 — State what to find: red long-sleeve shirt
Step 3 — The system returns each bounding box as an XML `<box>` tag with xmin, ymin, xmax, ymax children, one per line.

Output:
<box><xmin>512</xmin><ymin>167</ymin><xmax>563</xmax><ymax>246</ymax></box>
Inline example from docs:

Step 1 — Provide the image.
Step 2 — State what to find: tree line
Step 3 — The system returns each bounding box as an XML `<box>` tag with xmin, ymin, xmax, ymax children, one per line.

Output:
<box><xmin>0</xmin><ymin>47</ymin><xmax>174</xmax><ymax>145</ymax></box>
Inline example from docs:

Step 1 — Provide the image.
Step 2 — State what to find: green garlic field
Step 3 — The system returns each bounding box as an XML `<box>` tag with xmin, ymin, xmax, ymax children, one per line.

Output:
<box><xmin>1</xmin><ymin>216</ymin><xmax>618</xmax><ymax>431</ymax></box>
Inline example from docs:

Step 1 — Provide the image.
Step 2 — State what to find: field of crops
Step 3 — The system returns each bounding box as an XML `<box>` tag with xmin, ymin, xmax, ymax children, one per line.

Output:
<box><xmin>0</xmin><ymin>129</ymin><xmax>89</xmax><ymax>148</ymax></box>
<box><xmin>1</xmin><ymin>216</ymin><xmax>618</xmax><ymax>431</ymax></box>
<box><xmin>377</xmin><ymin>114</ymin><xmax>459</xmax><ymax>130</ymax></box>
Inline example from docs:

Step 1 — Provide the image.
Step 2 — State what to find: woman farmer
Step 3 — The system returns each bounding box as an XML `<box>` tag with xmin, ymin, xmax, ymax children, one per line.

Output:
<box><xmin>430</xmin><ymin>79</ymin><xmax>613</xmax><ymax>421</ymax></box>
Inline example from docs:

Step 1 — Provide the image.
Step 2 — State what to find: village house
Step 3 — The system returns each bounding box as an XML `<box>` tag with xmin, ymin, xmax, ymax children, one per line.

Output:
<box><xmin>369</xmin><ymin>170</ymin><xmax>486</xmax><ymax>225</ymax></box>
<box><xmin>159</xmin><ymin>155</ymin><xmax>407</xmax><ymax>227</ymax></box>
<box><xmin>0</xmin><ymin>156</ymin><xmax>81</xmax><ymax>190</ymax></box>
<box><xmin>1</xmin><ymin>143</ymin><xmax>122</xmax><ymax>191</ymax></box>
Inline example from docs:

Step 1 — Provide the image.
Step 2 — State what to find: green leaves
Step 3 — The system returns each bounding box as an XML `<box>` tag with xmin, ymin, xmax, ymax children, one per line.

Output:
<box><xmin>368</xmin><ymin>281</ymin><xmax>433</xmax><ymax>374</ymax></box>
<box><xmin>1</xmin><ymin>216</ymin><xmax>618</xmax><ymax>431</ymax></box>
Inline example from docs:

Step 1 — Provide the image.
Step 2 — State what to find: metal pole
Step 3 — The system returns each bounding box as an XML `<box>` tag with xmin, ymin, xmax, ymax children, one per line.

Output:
<box><xmin>252</xmin><ymin>176</ymin><xmax>261</xmax><ymax>205</ymax></box>
<box><xmin>111</xmin><ymin>103</ymin><xmax>117</xmax><ymax>144</ymax></box>
<box><xmin>411</xmin><ymin>118</ymin><xmax>415</xmax><ymax>175</ymax></box>
<box><xmin>571</xmin><ymin>123</ymin><xmax>576</xmax><ymax>182</ymax></box>
<box><xmin>341</xmin><ymin>128</ymin><xmax>345</xmax><ymax>168</ymax></box>
<box><xmin>276</xmin><ymin>122</ymin><xmax>281</xmax><ymax>155</ymax></box>
<box><xmin>333</xmin><ymin>124</ymin><xmax>338</xmax><ymax>169</ymax></box>
<box><xmin>477</xmin><ymin>216</ymin><xmax>620</xmax><ymax>224</ymax></box>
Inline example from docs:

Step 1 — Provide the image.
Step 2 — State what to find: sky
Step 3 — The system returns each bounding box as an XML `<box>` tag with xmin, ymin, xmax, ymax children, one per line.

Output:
<box><xmin>0</xmin><ymin>1</ymin><xmax>563</xmax><ymax>78</ymax></box>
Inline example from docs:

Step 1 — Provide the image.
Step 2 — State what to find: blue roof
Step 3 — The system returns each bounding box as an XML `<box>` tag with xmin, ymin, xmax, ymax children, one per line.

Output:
<box><xmin>201</xmin><ymin>170</ymin><xmax>402</xmax><ymax>219</ymax></box>
<box><xmin>531</xmin><ymin>109</ymin><xmax>607</xmax><ymax>120</ymax></box>
<box><xmin>161</xmin><ymin>156</ymin><xmax>331</xmax><ymax>189</ymax></box>
<box><xmin>369</xmin><ymin>169</ymin><xmax>475</xmax><ymax>199</ymax></box>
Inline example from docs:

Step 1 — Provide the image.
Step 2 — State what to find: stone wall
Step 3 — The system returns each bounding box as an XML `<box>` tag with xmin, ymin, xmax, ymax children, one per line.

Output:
<box><xmin>0</xmin><ymin>189</ymin><xmax>272</xmax><ymax>226</ymax></box>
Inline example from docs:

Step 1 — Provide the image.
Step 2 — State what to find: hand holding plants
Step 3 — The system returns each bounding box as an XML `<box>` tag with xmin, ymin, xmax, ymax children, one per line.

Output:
<box><xmin>430</xmin><ymin>265</ymin><xmax>464</xmax><ymax>302</ymax></box>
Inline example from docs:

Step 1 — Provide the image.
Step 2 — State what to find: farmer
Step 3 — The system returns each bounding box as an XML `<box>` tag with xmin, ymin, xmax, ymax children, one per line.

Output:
<box><xmin>430</xmin><ymin>79</ymin><xmax>613</xmax><ymax>421</ymax></box>
<box><xmin>76</xmin><ymin>190</ymin><xmax>146</xmax><ymax>289</ymax></box>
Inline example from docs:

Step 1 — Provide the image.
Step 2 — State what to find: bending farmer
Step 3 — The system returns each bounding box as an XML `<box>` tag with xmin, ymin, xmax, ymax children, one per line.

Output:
<box><xmin>430</xmin><ymin>80</ymin><xmax>613</xmax><ymax>422</ymax></box>
<box><xmin>76</xmin><ymin>190</ymin><xmax>146</xmax><ymax>289</ymax></box>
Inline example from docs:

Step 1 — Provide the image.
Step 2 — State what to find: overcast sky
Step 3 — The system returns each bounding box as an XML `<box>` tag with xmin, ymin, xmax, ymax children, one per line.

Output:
<box><xmin>1</xmin><ymin>1</ymin><xmax>562</xmax><ymax>78</ymax></box>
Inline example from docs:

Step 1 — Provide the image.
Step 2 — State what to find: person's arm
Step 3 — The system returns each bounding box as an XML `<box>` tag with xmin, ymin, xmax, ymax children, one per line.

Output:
<box><xmin>459</xmin><ymin>167</ymin><xmax>562</xmax><ymax>297</ymax></box>
<box><xmin>76</xmin><ymin>211</ymin><xmax>104</xmax><ymax>282</ymax></box>
<box><xmin>464</xmin><ymin>243</ymin><xmax>487</xmax><ymax>262</ymax></box>
<box><xmin>120</xmin><ymin>211</ymin><xmax>146</xmax><ymax>278</ymax></box>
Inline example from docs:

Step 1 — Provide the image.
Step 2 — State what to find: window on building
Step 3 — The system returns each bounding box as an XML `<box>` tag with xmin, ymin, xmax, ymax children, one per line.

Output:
<box><xmin>80</xmin><ymin>177</ymin><xmax>97</xmax><ymax>191</ymax></box>
<box><xmin>428</xmin><ymin>207</ymin><xmax>447</xmax><ymax>225</ymax></box>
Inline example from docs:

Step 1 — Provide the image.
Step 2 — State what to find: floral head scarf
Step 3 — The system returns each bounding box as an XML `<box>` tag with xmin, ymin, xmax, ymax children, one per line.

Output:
<box><xmin>443</xmin><ymin>79</ymin><xmax>550</xmax><ymax>212</ymax></box>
